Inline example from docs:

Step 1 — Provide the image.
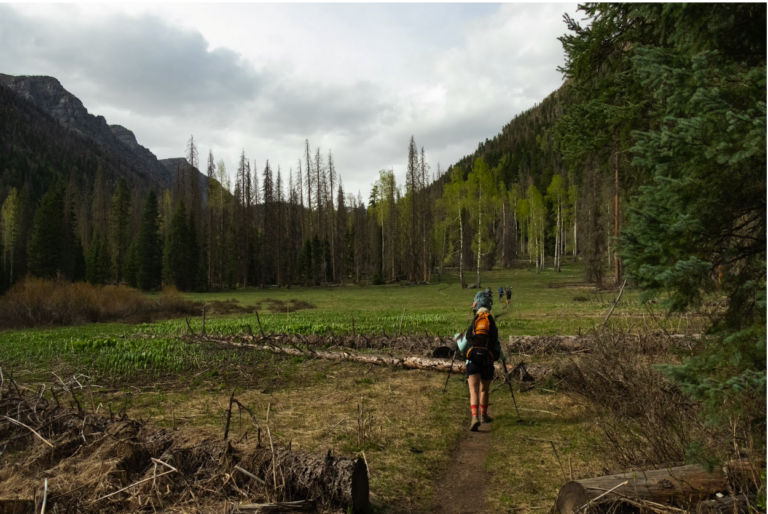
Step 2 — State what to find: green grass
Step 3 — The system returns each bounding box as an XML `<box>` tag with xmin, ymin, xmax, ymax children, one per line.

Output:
<box><xmin>0</xmin><ymin>261</ymin><xmax>657</xmax><ymax>384</ymax></box>
<box><xmin>0</xmin><ymin>262</ymin><xmax>654</xmax><ymax>511</ymax></box>
<box><xmin>170</xmin><ymin>261</ymin><xmax>640</xmax><ymax>337</ymax></box>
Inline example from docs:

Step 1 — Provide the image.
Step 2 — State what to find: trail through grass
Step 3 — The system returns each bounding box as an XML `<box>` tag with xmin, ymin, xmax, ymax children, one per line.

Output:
<box><xmin>0</xmin><ymin>262</ymin><xmax>697</xmax><ymax>512</ymax></box>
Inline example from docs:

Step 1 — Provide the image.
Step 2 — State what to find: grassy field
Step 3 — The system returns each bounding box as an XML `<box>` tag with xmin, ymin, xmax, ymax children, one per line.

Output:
<box><xmin>0</xmin><ymin>262</ymin><xmax>698</xmax><ymax>512</ymax></box>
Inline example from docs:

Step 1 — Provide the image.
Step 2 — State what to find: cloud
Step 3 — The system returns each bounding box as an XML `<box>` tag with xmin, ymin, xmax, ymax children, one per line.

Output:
<box><xmin>0</xmin><ymin>3</ymin><xmax>579</xmax><ymax>197</ymax></box>
<box><xmin>0</xmin><ymin>5</ymin><xmax>261</xmax><ymax>118</ymax></box>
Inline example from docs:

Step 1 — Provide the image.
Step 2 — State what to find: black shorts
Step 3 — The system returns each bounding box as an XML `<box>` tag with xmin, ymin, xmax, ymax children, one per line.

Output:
<box><xmin>466</xmin><ymin>361</ymin><xmax>494</xmax><ymax>381</ymax></box>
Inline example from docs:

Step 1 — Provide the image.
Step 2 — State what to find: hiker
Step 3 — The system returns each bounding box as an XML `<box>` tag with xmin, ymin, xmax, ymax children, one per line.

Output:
<box><xmin>504</xmin><ymin>286</ymin><xmax>512</xmax><ymax>308</ymax></box>
<box><xmin>471</xmin><ymin>287</ymin><xmax>493</xmax><ymax>314</ymax></box>
<box><xmin>498</xmin><ymin>286</ymin><xmax>504</xmax><ymax>302</ymax></box>
<box><xmin>455</xmin><ymin>302</ymin><xmax>504</xmax><ymax>431</ymax></box>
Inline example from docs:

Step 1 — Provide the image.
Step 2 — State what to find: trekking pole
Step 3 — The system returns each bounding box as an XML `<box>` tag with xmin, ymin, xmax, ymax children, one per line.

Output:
<box><xmin>501</xmin><ymin>358</ymin><xmax>523</xmax><ymax>423</ymax></box>
<box><xmin>442</xmin><ymin>352</ymin><xmax>456</xmax><ymax>393</ymax></box>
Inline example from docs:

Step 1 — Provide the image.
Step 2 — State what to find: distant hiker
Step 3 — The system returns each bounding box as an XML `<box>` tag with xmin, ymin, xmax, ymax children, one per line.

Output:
<box><xmin>498</xmin><ymin>286</ymin><xmax>504</xmax><ymax>302</ymax></box>
<box><xmin>504</xmin><ymin>286</ymin><xmax>512</xmax><ymax>308</ymax></box>
<box><xmin>471</xmin><ymin>288</ymin><xmax>493</xmax><ymax>314</ymax></box>
<box><xmin>455</xmin><ymin>307</ymin><xmax>504</xmax><ymax>431</ymax></box>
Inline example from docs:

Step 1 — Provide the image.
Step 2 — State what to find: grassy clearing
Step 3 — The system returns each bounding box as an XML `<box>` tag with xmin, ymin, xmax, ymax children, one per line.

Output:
<box><xmin>71</xmin><ymin>354</ymin><xmax>467</xmax><ymax>511</ymax></box>
<box><xmin>485</xmin><ymin>388</ymin><xmax>604</xmax><ymax>512</ymax></box>
<box><xmin>0</xmin><ymin>262</ymin><xmax>705</xmax><ymax>512</ymax></box>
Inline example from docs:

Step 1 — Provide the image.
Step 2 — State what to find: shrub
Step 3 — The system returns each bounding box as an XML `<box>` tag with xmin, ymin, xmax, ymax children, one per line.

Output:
<box><xmin>0</xmin><ymin>278</ymin><xmax>198</xmax><ymax>328</ymax></box>
<box><xmin>557</xmin><ymin>328</ymin><xmax>727</xmax><ymax>469</ymax></box>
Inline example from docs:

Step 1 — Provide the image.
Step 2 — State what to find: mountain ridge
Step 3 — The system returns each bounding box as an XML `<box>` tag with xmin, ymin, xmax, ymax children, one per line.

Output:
<box><xmin>0</xmin><ymin>73</ymin><xmax>195</xmax><ymax>189</ymax></box>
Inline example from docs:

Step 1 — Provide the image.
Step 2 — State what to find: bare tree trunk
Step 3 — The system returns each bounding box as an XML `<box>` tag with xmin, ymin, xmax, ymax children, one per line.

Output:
<box><xmin>476</xmin><ymin>197</ymin><xmax>482</xmax><ymax>288</ymax></box>
<box><xmin>305</xmin><ymin>141</ymin><xmax>313</xmax><ymax>239</ymax></box>
<box><xmin>440</xmin><ymin>224</ymin><xmax>446</xmax><ymax>278</ymax></box>
<box><xmin>328</xmin><ymin>151</ymin><xmax>337</xmax><ymax>283</ymax></box>
<box><xmin>459</xmin><ymin>211</ymin><xmax>466</xmax><ymax>288</ymax></box>
<box><xmin>573</xmin><ymin>197</ymin><xmax>577</xmax><ymax>262</ymax></box>
<box><xmin>555</xmin><ymin>197</ymin><xmax>561</xmax><ymax>272</ymax></box>
<box><xmin>502</xmin><ymin>200</ymin><xmax>506</xmax><ymax>268</ymax></box>
<box><xmin>614</xmin><ymin>152</ymin><xmax>621</xmax><ymax>285</ymax></box>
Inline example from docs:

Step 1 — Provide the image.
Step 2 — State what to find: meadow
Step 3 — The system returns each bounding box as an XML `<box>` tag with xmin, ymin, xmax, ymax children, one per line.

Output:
<box><xmin>0</xmin><ymin>262</ymin><xmax>705</xmax><ymax>512</ymax></box>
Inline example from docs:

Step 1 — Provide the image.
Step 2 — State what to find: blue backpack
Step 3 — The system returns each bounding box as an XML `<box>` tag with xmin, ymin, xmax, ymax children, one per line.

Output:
<box><xmin>474</xmin><ymin>291</ymin><xmax>493</xmax><ymax>310</ymax></box>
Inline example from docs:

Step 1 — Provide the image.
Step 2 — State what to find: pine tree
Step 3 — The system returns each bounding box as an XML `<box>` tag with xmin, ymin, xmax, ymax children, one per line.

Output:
<box><xmin>406</xmin><ymin>136</ymin><xmax>418</xmax><ymax>283</ymax></box>
<box><xmin>86</xmin><ymin>232</ymin><xmax>111</xmax><ymax>285</ymax></box>
<box><xmin>163</xmin><ymin>201</ymin><xmax>195</xmax><ymax>291</ymax></box>
<box><xmin>29</xmin><ymin>188</ymin><xmax>64</xmax><ymax>279</ymax></box>
<box><xmin>261</xmin><ymin>161</ymin><xmax>275</xmax><ymax>286</ymax></box>
<box><xmin>560</xmin><ymin>2</ymin><xmax>767</xmax><ymax>452</ymax></box>
<box><xmin>1</xmin><ymin>188</ymin><xmax>20</xmax><ymax>285</ymax></box>
<box><xmin>136</xmin><ymin>191</ymin><xmax>162</xmax><ymax>291</ymax></box>
<box><xmin>110</xmin><ymin>178</ymin><xmax>131</xmax><ymax>283</ymax></box>
<box><xmin>123</xmin><ymin>242</ymin><xmax>139</xmax><ymax>288</ymax></box>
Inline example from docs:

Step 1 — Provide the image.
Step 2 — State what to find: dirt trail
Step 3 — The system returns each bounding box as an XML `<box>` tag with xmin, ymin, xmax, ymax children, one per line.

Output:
<box><xmin>432</xmin><ymin>418</ymin><xmax>493</xmax><ymax>514</ymax></box>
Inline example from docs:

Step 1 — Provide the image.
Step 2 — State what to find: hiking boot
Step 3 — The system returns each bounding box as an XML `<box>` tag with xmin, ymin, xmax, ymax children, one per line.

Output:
<box><xmin>481</xmin><ymin>413</ymin><xmax>493</xmax><ymax>424</ymax></box>
<box><xmin>470</xmin><ymin>416</ymin><xmax>481</xmax><ymax>432</ymax></box>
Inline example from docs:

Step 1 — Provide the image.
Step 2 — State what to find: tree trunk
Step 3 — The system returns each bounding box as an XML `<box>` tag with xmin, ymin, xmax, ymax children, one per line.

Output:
<box><xmin>553</xmin><ymin>460</ymin><xmax>754</xmax><ymax>513</ymax></box>
<box><xmin>459</xmin><ymin>212</ymin><xmax>466</xmax><ymax>288</ymax></box>
<box><xmin>476</xmin><ymin>199</ymin><xmax>482</xmax><ymax>288</ymax></box>
<box><xmin>614</xmin><ymin>152</ymin><xmax>621</xmax><ymax>285</ymax></box>
<box><xmin>555</xmin><ymin>197</ymin><xmax>560</xmax><ymax>272</ymax></box>
<box><xmin>193</xmin><ymin>335</ymin><xmax>546</xmax><ymax>379</ymax></box>
<box><xmin>238</xmin><ymin>447</ymin><xmax>369</xmax><ymax>514</ymax></box>
<box><xmin>502</xmin><ymin>201</ymin><xmax>506</xmax><ymax>268</ymax></box>
<box><xmin>573</xmin><ymin>198</ymin><xmax>577</xmax><ymax>262</ymax></box>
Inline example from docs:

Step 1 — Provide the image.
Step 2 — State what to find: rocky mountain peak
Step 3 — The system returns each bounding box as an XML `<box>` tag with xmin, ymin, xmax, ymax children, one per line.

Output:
<box><xmin>0</xmin><ymin>73</ymin><xmax>202</xmax><ymax>190</ymax></box>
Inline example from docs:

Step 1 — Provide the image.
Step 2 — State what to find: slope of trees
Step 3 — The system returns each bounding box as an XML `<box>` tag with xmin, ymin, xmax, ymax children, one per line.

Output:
<box><xmin>558</xmin><ymin>2</ymin><xmax>765</xmax><ymax>463</ymax></box>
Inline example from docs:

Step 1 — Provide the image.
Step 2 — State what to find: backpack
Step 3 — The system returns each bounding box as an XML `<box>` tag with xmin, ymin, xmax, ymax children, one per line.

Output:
<box><xmin>465</xmin><ymin>311</ymin><xmax>496</xmax><ymax>365</ymax></box>
<box><xmin>474</xmin><ymin>291</ymin><xmax>493</xmax><ymax>310</ymax></box>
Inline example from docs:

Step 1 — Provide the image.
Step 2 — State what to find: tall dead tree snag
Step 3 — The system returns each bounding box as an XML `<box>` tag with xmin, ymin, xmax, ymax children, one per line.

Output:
<box><xmin>614</xmin><ymin>152</ymin><xmax>621</xmax><ymax>285</ymax></box>
<box><xmin>407</xmin><ymin>136</ymin><xmax>418</xmax><ymax>283</ymax></box>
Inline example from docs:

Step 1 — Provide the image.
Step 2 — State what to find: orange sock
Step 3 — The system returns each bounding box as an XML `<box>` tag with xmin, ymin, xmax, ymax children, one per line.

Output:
<box><xmin>480</xmin><ymin>405</ymin><xmax>488</xmax><ymax>415</ymax></box>
<box><xmin>471</xmin><ymin>405</ymin><xmax>478</xmax><ymax>417</ymax></box>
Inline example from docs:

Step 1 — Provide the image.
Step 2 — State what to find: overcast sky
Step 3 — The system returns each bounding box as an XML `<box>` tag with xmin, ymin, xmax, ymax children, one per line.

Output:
<box><xmin>0</xmin><ymin>2</ymin><xmax>579</xmax><ymax>197</ymax></box>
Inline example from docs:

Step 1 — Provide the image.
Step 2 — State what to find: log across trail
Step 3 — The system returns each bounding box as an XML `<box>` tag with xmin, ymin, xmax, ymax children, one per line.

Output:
<box><xmin>184</xmin><ymin>333</ymin><xmax>550</xmax><ymax>380</ymax></box>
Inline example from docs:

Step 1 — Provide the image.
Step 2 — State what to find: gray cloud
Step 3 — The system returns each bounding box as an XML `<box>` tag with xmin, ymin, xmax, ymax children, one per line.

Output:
<box><xmin>0</xmin><ymin>3</ymin><xmax>579</xmax><ymax>198</ymax></box>
<box><xmin>0</xmin><ymin>5</ymin><xmax>260</xmax><ymax>117</ymax></box>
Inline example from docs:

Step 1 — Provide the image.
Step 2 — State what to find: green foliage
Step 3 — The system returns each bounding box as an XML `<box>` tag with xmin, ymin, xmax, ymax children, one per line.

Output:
<box><xmin>110</xmin><ymin>178</ymin><xmax>131</xmax><ymax>282</ymax></box>
<box><xmin>560</xmin><ymin>2</ymin><xmax>766</xmax><ymax>456</ymax></box>
<box><xmin>163</xmin><ymin>201</ymin><xmax>200</xmax><ymax>291</ymax></box>
<box><xmin>29</xmin><ymin>188</ymin><xmax>64</xmax><ymax>279</ymax></box>
<box><xmin>86</xmin><ymin>232</ymin><xmax>111</xmax><ymax>285</ymax></box>
<box><xmin>136</xmin><ymin>190</ymin><xmax>162</xmax><ymax>291</ymax></box>
<box><xmin>123</xmin><ymin>242</ymin><xmax>139</xmax><ymax>288</ymax></box>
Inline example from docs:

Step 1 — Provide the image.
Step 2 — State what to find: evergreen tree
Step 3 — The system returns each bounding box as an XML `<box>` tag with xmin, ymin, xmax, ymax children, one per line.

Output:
<box><xmin>561</xmin><ymin>2</ymin><xmax>766</xmax><ymax>457</ymax></box>
<box><xmin>123</xmin><ymin>242</ymin><xmax>139</xmax><ymax>288</ymax></box>
<box><xmin>72</xmin><ymin>235</ymin><xmax>86</xmax><ymax>282</ymax></box>
<box><xmin>86</xmin><ymin>232</ymin><xmax>111</xmax><ymax>285</ymax></box>
<box><xmin>29</xmin><ymin>188</ymin><xmax>64</xmax><ymax>279</ymax></box>
<box><xmin>136</xmin><ymin>190</ymin><xmax>163</xmax><ymax>291</ymax></box>
<box><xmin>1</xmin><ymin>188</ymin><xmax>20</xmax><ymax>285</ymax></box>
<box><xmin>110</xmin><ymin>178</ymin><xmax>131</xmax><ymax>283</ymax></box>
<box><xmin>163</xmin><ymin>201</ymin><xmax>195</xmax><ymax>291</ymax></box>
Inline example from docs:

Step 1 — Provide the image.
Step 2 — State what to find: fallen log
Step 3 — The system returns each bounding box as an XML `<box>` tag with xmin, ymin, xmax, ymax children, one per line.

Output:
<box><xmin>553</xmin><ymin>460</ymin><xmax>754</xmax><ymax>513</ymax></box>
<box><xmin>191</xmin><ymin>335</ymin><xmax>550</xmax><ymax>380</ymax></box>
<box><xmin>238</xmin><ymin>448</ymin><xmax>368</xmax><ymax>514</ymax></box>
<box><xmin>237</xmin><ymin>500</ymin><xmax>316</xmax><ymax>512</ymax></box>
<box><xmin>696</xmin><ymin>494</ymin><xmax>753</xmax><ymax>513</ymax></box>
<box><xmin>1</xmin><ymin>384</ymin><xmax>369</xmax><ymax>514</ymax></box>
